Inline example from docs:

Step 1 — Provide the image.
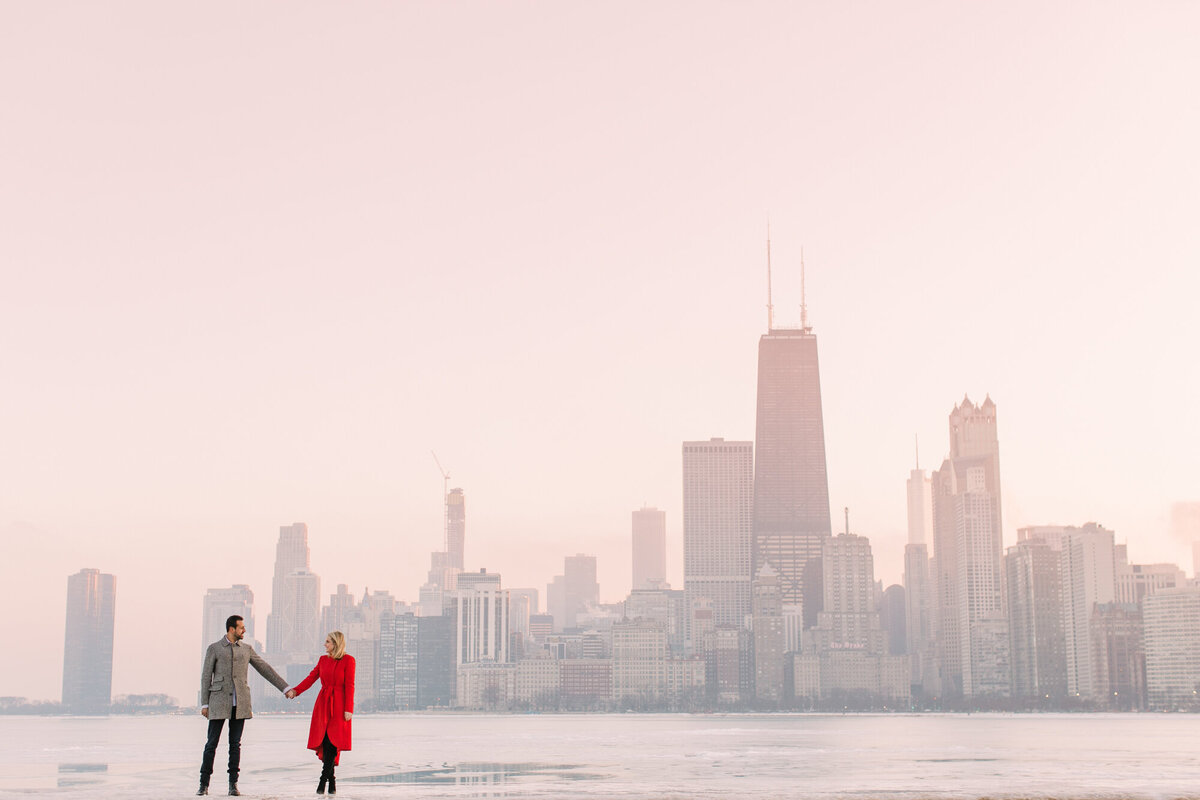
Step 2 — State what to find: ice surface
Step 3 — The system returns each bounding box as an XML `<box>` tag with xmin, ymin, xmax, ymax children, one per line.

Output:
<box><xmin>1</xmin><ymin>712</ymin><xmax>1199</xmax><ymax>798</ymax></box>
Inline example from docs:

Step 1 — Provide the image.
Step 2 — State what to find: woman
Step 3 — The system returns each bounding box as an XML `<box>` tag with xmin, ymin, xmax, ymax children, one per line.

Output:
<box><xmin>289</xmin><ymin>631</ymin><xmax>355</xmax><ymax>794</ymax></box>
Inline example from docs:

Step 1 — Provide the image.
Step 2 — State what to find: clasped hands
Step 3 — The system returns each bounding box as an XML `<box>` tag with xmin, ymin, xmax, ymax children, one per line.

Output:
<box><xmin>282</xmin><ymin>689</ymin><xmax>351</xmax><ymax>719</ymax></box>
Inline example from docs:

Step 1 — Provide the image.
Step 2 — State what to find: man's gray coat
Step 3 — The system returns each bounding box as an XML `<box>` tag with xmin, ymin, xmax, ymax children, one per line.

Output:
<box><xmin>199</xmin><ymin>637</ymin><xmax>289</xmax><ymax>719</ymax></box>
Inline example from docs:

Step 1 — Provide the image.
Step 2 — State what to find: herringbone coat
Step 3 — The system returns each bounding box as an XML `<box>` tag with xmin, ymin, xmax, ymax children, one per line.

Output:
<box><xmin>199</xmin><ymin>637</ymin><xmax>289</xmax><ymax>719</ymax></box>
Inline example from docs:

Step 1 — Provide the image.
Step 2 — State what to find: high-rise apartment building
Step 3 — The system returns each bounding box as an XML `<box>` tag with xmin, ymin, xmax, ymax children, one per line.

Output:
<box><xmin>632</xmin><ymin>507</ymin><xmax>667</xmax><ymax>591</ymax></box>
<box><xmin>683</xmin><ymin>438</ymin><xmax>754</xmax><ymax>642</ymax></box>
<box><xmin>62</xmin><ymin>569</ymin><xmax>116</xmax><ymax>714</ymax></box>
<box><xmin>1062</xmin><ymin>524</ymin><xmax>1116</xmax><ymax>700</ymax></box>
<box><xmin>1005</xmin><ymin>538</ymin><xmax>1066</xmax><ymax>701</ymax></box>
<box><xmin>931</xmin><ymin>396</ymin><xmax>1009</xmax><ymax>698</ymax></box>
<box><xmin>1144</xmin><ymin>587</ymin><xmax>1200</xmax><ymax>709</ymax></box>
<box><xmin>417</xmin><ymin>614</ymin><xmax>455</xmax><ymax>708</ymax></box>
<box><xmin>807</xmin><ymin>534</ymin><xmax>880</xmax><ymax>650</ymax></box>
<box><xmin>378</xmin><ymin>611</ymin><xmax>419</xmax><ymax>711</ymax></box>
<box><xmin>450</xmin><ymin>571</ymin><xmax>510</xmax><ymax>665</ymax></box>
<box><xmin>752</xmin><ymin>315</ymin><xmax>832</xmax><ymax>625</ymax></box>
<box><xmin>752</xmin><ymin>565</ymin><xmax>786</xmax><ymax>702</ymax></box>
<box><xmin>624</xmin><ymin>584</ymin><xmax>686</xmax><ymax>656</ymax></box>
<box><xmin>266</xmin><ymin>523</ymin><xmax>313</xmax><ymax>657</ymax></box>
<box><xmin>611</xmin><ymin>619</ymin><xmax>668</xmax><ymax>702</ymax></box>
<box><xmin>707</xmin><ymin>626</ymin><xmax>750</xmax><ymax>705</ymax></box>
<box><xmin>1090</xmin><ymin>603</ymin><xmax>1145</xmax><ymax>710</ymax></box>
<box><xmin>794</xmin><ymin>534</ymin><xmax>910</xmax><ymax>705</ymax></box>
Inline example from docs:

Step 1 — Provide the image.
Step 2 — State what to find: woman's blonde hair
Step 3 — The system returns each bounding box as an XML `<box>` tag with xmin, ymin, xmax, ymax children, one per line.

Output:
<box><xmin>327</xmin><ymin>631</ymin><xmax>347</xmax><ymax>659</ymax></box>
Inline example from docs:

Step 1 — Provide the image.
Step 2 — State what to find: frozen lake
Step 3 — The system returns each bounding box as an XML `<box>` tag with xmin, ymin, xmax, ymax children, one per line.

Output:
<box><xmin>3</xmin><ymin>712</ymin><xmax>1200</xmax><ymax>798</ymax></box>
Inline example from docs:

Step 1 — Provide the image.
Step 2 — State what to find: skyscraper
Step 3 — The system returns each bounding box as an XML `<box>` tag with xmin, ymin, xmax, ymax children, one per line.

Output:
<box><xmin>752</xmin><ymin>565</ymin><xmax>786</xmax><ymax>702</ymax></box>
<box><xmin>201</xmin><ymin>585</ymin><xmax>255</xmax><ymax>659</ymax></box>
<box><xmin>632</xmin><ymin>507</ymin><xmax>667</xmax><ymax>591</ymax></box>
<box><xmin>449</xmin><ymin>570</ymin><xmax>510</xmax><ymax>665</ymax></box>
<box><xmin>446</xmin><ymin>487</ymin><xmax>466</xmax><ymax>570</ymax></box>
<box><xmin>278</xmin><ymin>570</ymin><xmax>321</xmax><ymax>661</ymax></box>
<box><xmin>907</xmin><ymin>461</ymin><xmax>934</xmax><ymax>544</ymax></box>
<box><xmin>751</xmin><ymin>279</ymin><xmax>832</xmax><ymax>625</ymax></box>
<box><xmin>810</xmin><ymin>534</ymin><xmax>879</xmax><ymax>649</ymax></box>
<box><xmin>508</xmin><ymin>588</ymin><xmax>539</xmax><ymax>638</ymax></box>
<box><xmin>1005</xmin><ymin>538</ymin><xmax>1066</xmax><ymax>702</ymax></box>
<box><xmin>266</xmin><ymin>522</ymin><xmax>311</xmax><ymax>656</ymax></box>
<box><xmin>62</xmin><ymin>568</ymin><xmax>116</xmax><ymax>714</ymax></box>
<box><xmin>1144</xmin><ymin>587</ymin><xmax>1200</xmax><ymax>709</ymax></box>
<box><xmin>611</xmin><ymin>618</ymin><xmax>669</xmax><ymax>702</ymax></box>
<box><xmin>931</xmin><ymin>396</ymin><xmax>1009</xmax><ymax>698</ymax></box>
<box><xmin>683</xmin><ymin>438</ymin><xmax>754</xmax><ymax>639</ymax></box>
<box><xmin>624</xmin><ymin>584</ymin><xmax>686</xmax><ymax>656</ymax></box>
<box><xmin>904</xmin><ymin>464</ymin><xmax>937</xmax><ymax>695</ymax></box>
<box><xmin>794</xmin><ymin>534</ymin><xmax>910</xmax><ymax>706</ymax></box>
<box><xmin>880</xmin><ymin>585</ymin><xmax>907</xmax><ymax>657</ymax></box>
<box><xmin>1062</xmin><ymin>523</ymin><xmax>1116</xmax><ymax>700</ymax></box>
<box><xmin>1090</xmin><ymin>603</ymin><xmax>1145</xmax><ymax>710</ymax></box>
<box><xmin>547</xmin><ymin>555</ymin><xmax>599</xmax><ymax>631</ymax></box>
<box><xmin>378</xmin><ymin>611</ymin><xmax>420</xmax><ymax>711</ymax></box>
<box><xmin>417</xmin><ymin>614</ymin><xmax>455</xmax><ymax>707</ymax></box>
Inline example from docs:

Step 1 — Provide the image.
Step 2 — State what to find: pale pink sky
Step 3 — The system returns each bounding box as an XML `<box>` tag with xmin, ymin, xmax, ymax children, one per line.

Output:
<box><xmin>2</xmin><ymin>3</ymin><xmax>1197</xmax><ymax>705</ymax></box>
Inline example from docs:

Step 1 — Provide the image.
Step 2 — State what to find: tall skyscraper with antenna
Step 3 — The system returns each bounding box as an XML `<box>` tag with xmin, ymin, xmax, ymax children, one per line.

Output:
<box><xmin>904</xmin><ymin>439</ymin><xmax>938</xmax><ymax>696</ymax></box>
<box><xmin>752</xmin><ymin>235</ymin><xmax>832</xmax><ymax>627</ymax></box>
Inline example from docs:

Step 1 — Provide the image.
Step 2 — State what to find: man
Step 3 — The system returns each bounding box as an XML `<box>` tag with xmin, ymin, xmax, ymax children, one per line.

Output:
<box><xmin>198</xmin><ymin>615</ymin><xmax>290</xmax><ymax>796</ymax></box>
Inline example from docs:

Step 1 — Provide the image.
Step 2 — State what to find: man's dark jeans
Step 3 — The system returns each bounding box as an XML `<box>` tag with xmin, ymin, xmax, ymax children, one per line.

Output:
<box><xmin>200</xmin><ymin>716</ymin><xmax>246</xmax><ymax>783</ymax></box>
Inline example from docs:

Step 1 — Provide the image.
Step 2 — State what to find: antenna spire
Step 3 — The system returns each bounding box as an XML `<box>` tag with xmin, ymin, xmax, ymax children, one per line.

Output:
<box><xmin>766</xmin><ymin>219</ymin><xmax>774</xmax><ymax>331</ymax></box>
<box><xmin>915</xmin><ymin>434</ymin><xmax>920</xmax><ymax>470</ymax></box>
<box><xmin>431</xmin><ymin>451</ymin><xmax>451</xmax><ymax>552</ymax></box>
<box><xmin>801</xmin><ymin>246</ymin><xmax>809</xmax><ymax>332</ymax></box>
<box><xmin>844</xmin><ymin>506</ymin><xmax>850</xmax><ymax>536</ymax></box>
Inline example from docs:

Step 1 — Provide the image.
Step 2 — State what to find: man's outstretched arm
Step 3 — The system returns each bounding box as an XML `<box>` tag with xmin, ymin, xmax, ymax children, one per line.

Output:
<box><xmin>247</xmin><ymin>646</ymin><xmax>289</xmax><ymax>693</ymax></box>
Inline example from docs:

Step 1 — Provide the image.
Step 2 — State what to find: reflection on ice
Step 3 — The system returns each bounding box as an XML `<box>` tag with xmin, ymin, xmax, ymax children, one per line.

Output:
<box><xmin>57</xmin><ymin>763</ymin><xmax>108</xmax><ymax>789</ymax></box>
<box><xmin>348</xmin><ymin>762</ymin><xmax>604</xmax><ymax>785</ymax></box>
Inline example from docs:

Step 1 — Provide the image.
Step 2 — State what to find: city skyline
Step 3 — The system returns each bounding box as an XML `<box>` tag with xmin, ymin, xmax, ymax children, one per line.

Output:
<box><xmin>2</xmin><ymin>3</ymin><xmax>1198</xmax><ymax>706</ymax></box>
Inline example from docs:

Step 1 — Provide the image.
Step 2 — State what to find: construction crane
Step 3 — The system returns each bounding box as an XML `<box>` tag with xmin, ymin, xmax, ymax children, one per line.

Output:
<box><xmin>431</xmin><ymin>451</ymin><xmax>450</xmax><ymax>552</ymax></box>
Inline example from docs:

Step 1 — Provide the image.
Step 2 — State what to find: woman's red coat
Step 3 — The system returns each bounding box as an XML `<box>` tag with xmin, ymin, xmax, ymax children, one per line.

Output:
<box><xmin>294</xmin><ymin>654</ymin><xmax>355</xmax><ymax>763</ymax></box>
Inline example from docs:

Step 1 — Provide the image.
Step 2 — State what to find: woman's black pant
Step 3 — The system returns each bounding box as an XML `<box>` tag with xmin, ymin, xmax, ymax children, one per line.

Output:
<box><xmin>321</xmin><ymin>732</ymin><xmax>337</xmax><ymax>775</ymax></box>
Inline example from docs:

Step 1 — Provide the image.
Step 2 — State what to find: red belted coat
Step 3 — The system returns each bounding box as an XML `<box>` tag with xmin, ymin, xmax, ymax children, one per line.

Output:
<box><xmin>293</xmin><ymin>654</ymin><xmax>355</xmax><ymax>763</ymax></box>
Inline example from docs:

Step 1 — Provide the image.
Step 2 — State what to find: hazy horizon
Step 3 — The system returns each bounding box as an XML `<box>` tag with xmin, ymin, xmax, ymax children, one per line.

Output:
<box><xmin>2</xmin><ymin>2</ymin><xmax>1198</xmax><ymax>705</ymax></box>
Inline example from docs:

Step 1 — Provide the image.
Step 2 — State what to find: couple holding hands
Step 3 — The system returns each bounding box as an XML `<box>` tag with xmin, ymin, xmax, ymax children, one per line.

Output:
<box><xmin>198</xmin><ymin>615</ymin><xmax>356</xmax><ymax>796</ymax></box>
